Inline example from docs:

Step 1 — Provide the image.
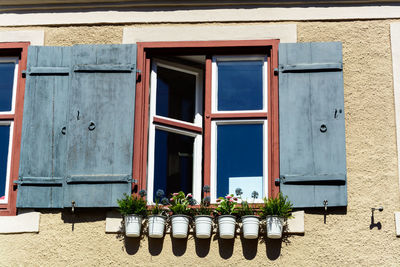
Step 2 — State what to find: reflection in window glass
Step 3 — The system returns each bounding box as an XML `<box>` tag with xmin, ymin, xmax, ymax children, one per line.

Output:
<box><xmin>217</xmin><ymin>123</ymin><xmax>263</xmax><ymax>199</ymax></box>
<box><xmin>0</xmin><ymin>125</ymin><xmax>10</xmax><ymax>200</ymax></box>
<box><xmin>0</xmin><ymin>62</ymin><xmax>15</xmax><ymax>112</ymax></box>
<box><xmin>156</xmin><ymin>66</ymin><xmax>196</xmax><ymax>123</ymax></box>
<box><xmin>153</xmin><ymin>129</ymin><xmax>194</xmax><ymax>201</ymax></box>
<box><xmin>217</xmin><ymin>60</ymin><xmax>263</xmax><ymax>111</ymax></box>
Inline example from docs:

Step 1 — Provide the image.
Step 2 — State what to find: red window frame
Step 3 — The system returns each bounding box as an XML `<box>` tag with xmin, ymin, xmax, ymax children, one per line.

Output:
<box><xmin>0</xmin><ymin>42</ymin><xmax>29</xmax><ymax>216</ymax></box>
<box><xmin>134</xmin><ymin>40</ymin><xmax>280</xmax><ymax>200</ymax></box>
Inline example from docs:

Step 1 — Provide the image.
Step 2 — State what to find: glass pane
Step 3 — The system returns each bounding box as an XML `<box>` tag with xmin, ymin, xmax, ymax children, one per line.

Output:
<box><xmin>0</xmin><ymin>125</ymin><xmax>10</xmax><ymax>201</ymax></box>
<box><xmin>217</xmin><ymin>60</ymin><xmax>263</xmax><ymax>111</ymax></box>
<box><xmin>153</xmin><ymin>129</ymin><xmax>194</xmax><ymax>201</ymax></box>
<box><xmin>217</xmin><ymin>123</ymin><xmax>264</xmax><ymax>199</ymax></box>
<box><xmin>156</xmin><ymin>66</ymin><xmax>196</xmax><ymax>123</ymax></box>
<box><xmin>0</xmin><ymin>62</ymin><xmax>15</xmax><ymax>112</ymax></box>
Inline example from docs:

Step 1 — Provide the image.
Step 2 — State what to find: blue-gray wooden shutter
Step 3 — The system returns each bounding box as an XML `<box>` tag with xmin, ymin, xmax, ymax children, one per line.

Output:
<box><xmin>278</xmin><ymin>42</ymin><xmax>347</xmax><ymax>208</ymax></box>
<box><xmin>16</xmin><ymin>46</ymin><xmax>71</xmax><ymax>208</ymax></box>
<box><xmin>63</xmin><ymin>44</ymin><xmax>136</xmax><ymax>207</ymax></box>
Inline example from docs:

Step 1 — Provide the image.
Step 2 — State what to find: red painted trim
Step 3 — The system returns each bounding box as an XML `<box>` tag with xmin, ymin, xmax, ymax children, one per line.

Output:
<box><xmin>269</xmin><ymin>40</ymin><xmax>280</xmax><ymax>198</ymax></box>
<box><xmin>138</xmin><ymin>39</ymin><xmax>279</xmax><ymax>49</ymax></box>
<box><xmin>0</xmin><ymin>42</ymin><xmax>29</xmax><ymax>216</ymax></box>
<box><xmin>134</xmin><ymin>39</ymin><xmax>280</xmax><ymax>201</ymax></box>
<box><xmin>210</xmin><ymin>112</ymin><xmax>267</xmax><ymax>119</ymax></box>
<box><xmin>0</xmin><ymin>114</ymin><xmax>15</xmax><ymax>120</ymax></box>
<box><xmin>153</xmin><ymin>116</ymin><xmax>202</xmax><ymax>134</ymax></box>
<box><xmin>203</xmin><ymin>57</ymin><xmax>212</xmax><ymax>192</ymax></box>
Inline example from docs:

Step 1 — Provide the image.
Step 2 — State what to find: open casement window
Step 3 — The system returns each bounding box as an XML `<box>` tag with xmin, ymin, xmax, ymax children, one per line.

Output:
<box><xmin>16</xmin><ymin>44</ymin><xmax>136</xmax><ymax>208</ymax></box>
<box><xmin>135</xmin><ymin>41</ymin><xmax>280</xmax><ymax>204</ymax></box>
<box><xmin>147</xmin><ymin>60</ymin><xmax>203</xmax><ymax>202</ymax></box>
<box><xmin>0</xmin><ymin>43</ymin><xmax>29</xmax><ymax>216</ymax></box>
<box><xmin>136</xmin><ymin>41</ymin><xmax>347</xmax><ymax>208</ymax></box>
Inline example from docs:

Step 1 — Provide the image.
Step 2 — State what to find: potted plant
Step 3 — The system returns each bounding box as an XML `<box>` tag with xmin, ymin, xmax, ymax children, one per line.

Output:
<box><xmin>215</xmin><ymin>194</ymin><xmax>238</xmax><ymax>239</ymax></box>
<box><xmin>237</xmin><ymin>189</ymin><xmax>260</xmax><ymax>239</ymax></box>
<box><xmin>169</xmin><ymin>191</ymin><xmax>193</xmax><ymax>239</ymax></box>
<box><xmin>193</xmin><ymin>185</ymin><xmax>213</xmax><ymax>239</ymax></box>
<box><xmin>260</xmin><ymin>193</ymin><xmax>293</xmax><ymax>239</ymax></box>
<box><xmin>148</xmin><ymin>189</ymin><xmax>168</xmax><ymax>238</ymax></box>
<box><xmin>117</xmin><ymin>190</ymin><xmax>147</xmax><ymax>237</ymax></box>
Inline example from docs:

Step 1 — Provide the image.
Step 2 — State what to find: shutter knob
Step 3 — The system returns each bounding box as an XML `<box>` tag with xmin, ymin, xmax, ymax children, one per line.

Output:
<box><xmin>88</xmin><ymin>121</ymin><xmax>96</xmax><ymax>131</ymax></box>
<box><xmin>320</xmin><ymin>124</ymin><xmax>327</xmax><ymax>133</ymax></box>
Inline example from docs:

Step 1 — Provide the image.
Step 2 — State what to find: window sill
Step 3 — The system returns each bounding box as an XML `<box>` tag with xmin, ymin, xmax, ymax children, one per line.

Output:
<box><xmin>105</xmin><ymin>210</ymin><xmax>304</xmax><ymax>234</ymax></box>
<box><xmin>0</xmin><ymin>209</ymin><xmax>40</xmax><ymax>234</ymax></box>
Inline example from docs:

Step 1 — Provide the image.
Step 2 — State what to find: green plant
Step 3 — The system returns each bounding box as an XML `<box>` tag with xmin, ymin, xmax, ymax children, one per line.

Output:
<box><xmin>169</xmin><ymin>191</ymin><xmax>193</xmax><ymax>216</ymax></box>
<box><xmin>117</xmin><ymin>193</ymin><xmax>147</xmax><ymax>217</ymax></box>
<box><xmin>150</xmin><ymin>189</ymin><xmax>168</xmax><ymax>216</ymax></box>
<box><xmin>236</xmin><ymin>188</ymin><xmax>259</xmax><ymax>217</ymax></box>
<box><xmin>194</xmin><ymin>196</ymin><xmax>213</xmax><ymax>216</ymax></box>
<box><xmin>215</xmin><ymin>194</ymin><xmax>238</xmax><ymax>216</ymax></box>
<box><xmin>260</xmin><ymin>193</ymin><xmax>293</xmax><ymax>219</ymax></box>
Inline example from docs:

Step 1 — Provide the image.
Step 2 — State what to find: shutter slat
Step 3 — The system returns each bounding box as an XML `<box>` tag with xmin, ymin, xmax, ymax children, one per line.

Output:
<box><xmin>280</xmin><ymin>63</ymin><xmax>342</xmax><ymax>72</ymax></box>
<box><xmin>15</xmin><ymin>178</ymin><xmax>63</xmax><ymax>185</ymax></box>
<box><xmin>73</xmin><ymin>64</ymin><xmax>134</xmax><ymax>72</ymax></box>
<box><xmin>17</xmin><ymin>46</ymin><xmax>71</xmax><ymax>208</ymax></box>
<box><xmin>279</xmin><ymin>42</ymin><xmax>347</xmax><ymax>208</ymax></box>
<box><xmin>280</xmin><ymin>175</ymin><xmax>346</xmax><ymax>184</ymax></box>
<box><xmin>66</xmin><ymin>175</ymin><xmax>131</xmax><ymax>184</ymax></box>
<box><xmin>29</xmin><ymin>67</ymin><xmax>70</xmax><ymax>75</ymax></box>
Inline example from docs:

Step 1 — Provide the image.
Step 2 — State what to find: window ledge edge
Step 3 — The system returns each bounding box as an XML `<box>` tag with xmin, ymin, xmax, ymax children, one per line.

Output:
<box><xmin>0</xmin><ymin>209</ymin><xmax>40</xmax><ymax>234</ymax></box>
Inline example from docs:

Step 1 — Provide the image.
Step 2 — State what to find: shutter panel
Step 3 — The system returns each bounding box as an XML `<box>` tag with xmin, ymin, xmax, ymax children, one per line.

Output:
<box><xmin>279</xmin><ymin>42</ymin><xmax>347</xmax><ymax>208</ymax></box>
<box><xmin>17</xmin><ymin>46</ymin><xmax>71</xmax><ymax>208</ymax></box>
<box><xmin>63</xmin><ymin>44</ymin><xmax>136</xmax><ymax>207</ymax></box>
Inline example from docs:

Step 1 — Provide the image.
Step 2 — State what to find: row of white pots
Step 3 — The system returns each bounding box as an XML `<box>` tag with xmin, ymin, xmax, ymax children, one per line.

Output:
<box><xmin>125</xmin><ymin>214</ymin><xmax>284</xmax><ymax>239</ymax></box>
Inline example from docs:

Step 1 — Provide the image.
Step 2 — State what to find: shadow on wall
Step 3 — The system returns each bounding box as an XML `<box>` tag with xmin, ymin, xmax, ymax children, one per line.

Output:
<box><xmin>119</xmin><ymin>230</ymin><xmax>289</xmax><ymax>260</ymax></box>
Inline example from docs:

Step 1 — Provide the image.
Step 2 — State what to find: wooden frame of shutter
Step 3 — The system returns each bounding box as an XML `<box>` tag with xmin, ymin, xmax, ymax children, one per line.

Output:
<box><xmin>135</xmin><ymin>40</ymin><xmax>280</xmax><ymax>200</ymax></box>
<box><xmin>0</xmin><ymin>42</ymin><xmax>29</xmax><ymax>216</ymax></box>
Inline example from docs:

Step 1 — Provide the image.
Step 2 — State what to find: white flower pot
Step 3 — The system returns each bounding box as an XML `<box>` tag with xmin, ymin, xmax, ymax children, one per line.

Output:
<box><xmin>171</xmin><ymin>215</ymin><xmax>190</xmax><ymax>239</ymax></box>
<box><xmin>241</xmin><ymin>215</ymin><xmax>260</xmax><ymax>239</ymax></box>
<box><xmin>218</xmin><ymin>215</ymin><xmax>236</xmax><ymax>239</ymax></box>
<box><xmin>148</xmin><ymin>215</ymin><xmax>166</xmax><ymax>238</ymax></box>
<box><xmin>194</xmin><ymin>215</ymin><xmax>213</xmax><ymax>239</ymax></box>
<box><xmin>266</xmin><ymin>216</ymin><xmax>284</xmax><ymax>239</ymax></box>
<box><xmin>124</xmin><ymin>214</ymin><xmax>142</xmax><ymax>237</ymax></box>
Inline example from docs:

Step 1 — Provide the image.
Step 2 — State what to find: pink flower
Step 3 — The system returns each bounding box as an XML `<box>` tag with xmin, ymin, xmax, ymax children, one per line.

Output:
<box><xmin>229</xmin><ymin>199</ymin><xmax>234</xmax><ymax>202</ymax></box>
<box><xmin>170</xmin><ymin>198</ymin><xmax>174</xmax><ymax>202</ymax></box>
<box><xmin>226</xmin><ymin>195</ymin><xmax>232</xmax><ymax>200</ymax></box>
<box><xmin>187</xmin><ymin>193</ymin><xmax>193</xmax><ymax>198</ymax></box>
<box><xmin>216</xmin><ymin>199</ymin><xmax>221</xmax><ymax>202</ymax></box>
<box><xmin>173</xmin><ymin>193</ymin><xmax>179</xmax><ymax>196</ymax></box>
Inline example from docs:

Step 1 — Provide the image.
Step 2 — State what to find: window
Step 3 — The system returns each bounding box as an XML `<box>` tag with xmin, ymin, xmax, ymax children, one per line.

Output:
<box><xmin>0</xmin><ymin>43</ymin><xmax>29</xmax><ymax>216</ymax></box>
<box><xmin>134</xmin><ymin>41</ymin><xmax>280</xmax><ymax>204</ymax></box>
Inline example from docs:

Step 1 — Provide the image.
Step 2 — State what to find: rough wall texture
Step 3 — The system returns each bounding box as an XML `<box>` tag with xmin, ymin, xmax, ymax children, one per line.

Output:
<box><xmin>1</xmin><ymin>20</ymin><xmax>400</xmax><ymax>266</ymax></box>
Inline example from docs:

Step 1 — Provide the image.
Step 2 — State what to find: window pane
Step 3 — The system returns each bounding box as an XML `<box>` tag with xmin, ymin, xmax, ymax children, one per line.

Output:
<box><xmin>217</xmin><ymin>123</ymin><xmax>264</xmax><ymax>199</ymax></box>
<box><xmin>217</xmin><ymin>60</ymin><xmax>263</xmax><ymax>111</ymax></box>
<box><xmin>156</xmin><ymin>66</ymin><xmax>196</xmax><ymax>123</ymax></box>
<box><xmin>0</xmin><ymin>125</ymin><xmax>10</xmax><ymax>200</ymax></box>
<box><xmin>153</xmin><ymin>129</ymin><xmax>194</xmax><ymax>201</ymax></box>
<box><xmin>0</xmin><ymin>62</ymin><xmax>15</xmax><ymax>112</ymax></box>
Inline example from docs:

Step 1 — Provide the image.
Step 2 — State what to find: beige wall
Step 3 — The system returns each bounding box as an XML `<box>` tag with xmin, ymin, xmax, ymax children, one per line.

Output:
<box><xmin>1</xmin><ymin>20</ymin><xmax>400</xmax><ymax>266</ymax></box>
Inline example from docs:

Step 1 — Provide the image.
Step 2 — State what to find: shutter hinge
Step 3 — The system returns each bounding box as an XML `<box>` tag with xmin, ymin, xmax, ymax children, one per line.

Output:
<box><xmin>136</xmin><ymin>69</ymin><xmax>141</xmax><ymax>82</ymax></box>
<box><xmin>275</xmin><ymin>178</ymin><xmax>280</xmax><ymax>185</ymax></box>
<box><xmin>274</xmin><ymin>68</ymin><xmax>279</xmax><ymax>76</ymax></box>
<box><xmin>22</xmin><ymin>70</ymin><xmax>27</xmax><ymax>78</ymax></box>
<box><xmin>132</xmin><ymin>179</ymin><xmax>138</xmax><ymax>184</ymax></box>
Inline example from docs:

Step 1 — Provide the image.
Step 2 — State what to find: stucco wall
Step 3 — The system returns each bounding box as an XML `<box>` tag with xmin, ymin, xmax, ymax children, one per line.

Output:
<box><xmin>1</xmin><ymin>20</ymin><xmax>400</xmax><ymax>266</ymax></box>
